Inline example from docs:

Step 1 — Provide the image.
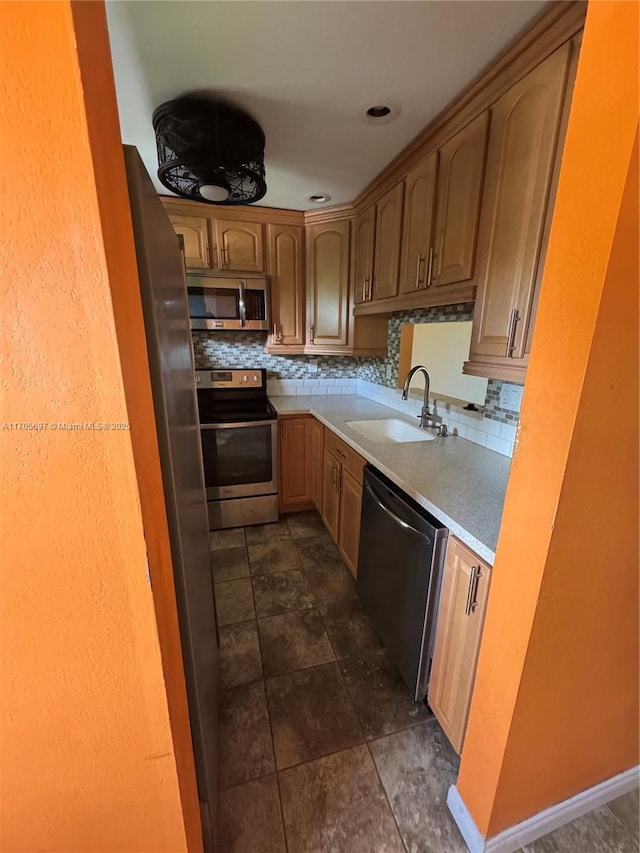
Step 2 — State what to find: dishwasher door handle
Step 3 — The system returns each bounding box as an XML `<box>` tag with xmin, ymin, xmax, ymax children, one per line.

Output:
<box><xmin>364</xmin><ymin>480</ymin><xmax>431</xmax><ymax>542</ymax></box>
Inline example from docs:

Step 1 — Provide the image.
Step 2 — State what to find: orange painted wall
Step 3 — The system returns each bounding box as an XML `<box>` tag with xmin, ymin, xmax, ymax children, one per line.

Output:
<box><xmin>457</xmin><ymin>0</ymin><xmax>639</xmax><ymax>837</ymax></box>
<box><xmin>0</xmin><ymin>3</ymin><xmax>189</xmax><ymax>850</ymax></box>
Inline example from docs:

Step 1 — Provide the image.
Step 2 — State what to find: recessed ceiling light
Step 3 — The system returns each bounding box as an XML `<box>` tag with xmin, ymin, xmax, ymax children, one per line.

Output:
<box><xmin>361</xmin><ymin>101</ymin><xmax>400</xmax><ymax>126</ymax></box>
<box><xmin>366</xmin><ymin>105</ymin><xmax>391</xmax><ymax>119</ymax></box>
<box><xmin>307</xmin><ymin>193</ymin><xmax>331</xmax><ymax>203</ymax></box>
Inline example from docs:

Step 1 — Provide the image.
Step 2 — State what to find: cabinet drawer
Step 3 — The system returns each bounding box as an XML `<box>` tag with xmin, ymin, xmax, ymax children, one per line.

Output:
<box><xmin>324</xmin><ymin>429</ymin><xmax>366</xmax><ymax>485</ymax></box>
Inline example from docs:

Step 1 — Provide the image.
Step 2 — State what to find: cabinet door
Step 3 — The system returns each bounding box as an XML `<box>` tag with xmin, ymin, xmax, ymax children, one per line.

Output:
<box><xmin>338</xmin><ymin>468</ymin><xmax>363</xmax><ymax>579</ymax></box>
<box><xmin>399</xmin><ymin>152</ymin><xmax>438</xmax><ymax>294</ymax></box>
<box><xmin>309</xmin><ymin>418</ymin><xmax>324</xmax><ymax>512</ymax></box>
<box><xmin>372</xmin><ymin>183</ymin><xmax>405</xmax><ymax>300</ymax></box>
<box><xmin>306</xmin><ymin>220</ymin><xmax>350</xmax><ymax>348</ymax></box>
<box><xmin>267</xmin><ymin>224</ymin><xmax>305</xmax><ymax>346</ymax></box>
<box><xmin>432</xmin><ymin>112</ymin><xmax>488</xmax><ymax>288</ymax></box>
<box><xmin>168</xmin><ymin>215</ymin><xmax>210</xmax><ymax>269</ymax></box>
<box><xmin>278</xmin><ymin>417</ymin><xmax>312</xmax><ymax>512</ymax></box>
<box><xmin>468</xmin><ymin>45</ymin><xmax>571</xmax><ymax>369</ymax></box>
<box><xmin>353</xmin><ymin>205</ymin><xmax>376</xmax><ymax>304</ymax></box>
<box><xmin>214</xmin><ymin>219</ymin><xmax>264</xmax><ymax>272</ymax></box>
<box><xmin>321</xmin><ymin>448</ymin><xmax>340</xmax><ymax>542</ymax></box>
<box><xmin>428</xmin><ymin>537</ymin><xmax>491</xmax><ymax>754</ymax></box>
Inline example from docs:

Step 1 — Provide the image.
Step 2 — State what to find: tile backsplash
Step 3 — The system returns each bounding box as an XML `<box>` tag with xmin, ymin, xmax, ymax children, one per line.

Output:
<box><xmin>192</xmin><ymin>303</ymin><xmax>523</xmax><ymax>456</ymax></box>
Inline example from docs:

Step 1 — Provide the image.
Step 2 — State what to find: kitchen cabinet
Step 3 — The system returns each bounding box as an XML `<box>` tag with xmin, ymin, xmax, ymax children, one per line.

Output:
<box><xmin>306</xmin><ymin>218</ymin><xmax>351</xmax><ymax>349</ymax></box>
<box><xmin>213</xmin><ymin>218</ymin><xmax>264</xmax><ymax>272</ymax></box>
<box><xmin>322</xmin><ymin>428</ymin><xmax>366</xmax><ymax>578</ymax></box>
<box><xmin>309</xmin><ymin>417</ymin><xmax>324</xmax><ymax>512</ymax></box>
<box><xmin>321</xmin><ymin>447</ymin><xmax>341</xmax><ymax>541</ymax></box>
<box><xmin>266</xmin><ymin>223</ymin><xmax>305</xmax><ymax>351</ymax></box>
<box><xmin>338</xmin><ymin>469</ymin><xmax>363</xmax><ymax>578</ymax></box>
<box><xmin>431</xmin><ymin>111</ymin><xmax>489</xmax><ymax>289</ymax></box>
<box><xmin>353</xmin><ymin>205</ymin><xmax>376</xmax><ymax>305</ymax></box>
<box><xmin>165</xmin><ymin>204</ymin><xmax>265</xmax><ymax>273</ymax></box>
<box><xmin>464</xmin><ymin>43</ymin><xmax>573</xmax><ymax>381</ymax></box>
<box><xmin>372</xmin><ymin>182</ymin><xmax>405</xmax><ymax>301</ymax></box>
<box><xmin>167</xmin><ymin>214</ymin><xmax>210</xmax><ymax>269</ymax></box>
<box><xmin>428</xmin><ymin>536</ymin><xmax>492</xmax><ymax>754</ymax></box>
<box><xmin>278</xmin><ymin>416</ymin><xmax>315</xmax><ymax>513</ymax></box>
<box><xmin>398</xmin><ymin>152</ymin><xmax>438</xmax><ymax>294</ymax></box>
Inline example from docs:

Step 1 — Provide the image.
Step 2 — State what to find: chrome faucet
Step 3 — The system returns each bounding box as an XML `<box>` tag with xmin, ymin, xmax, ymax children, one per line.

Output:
<box><xmin>402</xmin><ymin>365</ymin><xmax>434</xmax><ymax>429</ymax></box>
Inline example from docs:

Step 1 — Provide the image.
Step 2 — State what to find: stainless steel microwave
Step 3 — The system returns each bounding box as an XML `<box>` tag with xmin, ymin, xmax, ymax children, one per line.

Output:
<box><xmin>186</xmin><ymin>274</ymin><xmax>270</xmax><ymax>331</ymax></box>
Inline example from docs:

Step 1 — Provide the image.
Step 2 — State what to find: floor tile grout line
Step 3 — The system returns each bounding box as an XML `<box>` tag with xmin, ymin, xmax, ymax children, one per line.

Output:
<box><xmin>366</xmin><ymin>739</ymin><xmax>410</xmax><ymax>853</ymax></box>
<box><xmin>600</xmin><ymin>802</ymin><xmax>640</xmax><ymax>849</ymax></box>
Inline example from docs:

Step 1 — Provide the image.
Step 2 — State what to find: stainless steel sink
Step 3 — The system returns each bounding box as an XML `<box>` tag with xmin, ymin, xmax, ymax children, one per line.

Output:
<box><xmin>345</xmin><ymin>418</ymin><xmax>435</xmax><ymax>444</ymax></box>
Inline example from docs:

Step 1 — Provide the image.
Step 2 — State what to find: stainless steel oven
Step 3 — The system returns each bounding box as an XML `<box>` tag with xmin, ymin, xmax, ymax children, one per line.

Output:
<box><xmin>196</xmin><ymin>369</ymin><xmax>278</xmax><ymax>529</ymax></box>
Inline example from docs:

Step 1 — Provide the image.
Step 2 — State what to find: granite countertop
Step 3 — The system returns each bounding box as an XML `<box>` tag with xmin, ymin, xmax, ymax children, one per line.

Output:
<box><xmin>270</xmin><ymin>394</ymin><xmax>511</xmax><ymax>564</ymax></box>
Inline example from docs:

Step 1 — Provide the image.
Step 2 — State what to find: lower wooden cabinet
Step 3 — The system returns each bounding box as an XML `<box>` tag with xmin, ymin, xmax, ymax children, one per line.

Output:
<box><xmin>309</xmin><ymin>417</ymin><xmax>324</xmax><ymax>512</ymax></box>
<box><xmin>321</xmin><ymin>447</ymin><xmax>341</xmax><ymax>541</ymax></box>
<box><xmin>322</xmin><ymin>428</ymin><xmax>366</xmax><ymax>578</ymax></box>
<box><xmin>428</xmin><ymin>536</ymin><xmax>492</xmax><ymax>754</ymax></box>
<box><xmin>278</xmin><ymin>415</ymin><xmax>315</xmax><ymax>513</ymax></box>
<box><xmin>337</xmin><ymin>469</ymin><xmax>363</xmax><ymax>577</ymax></box>
<box><xmin>279</xmin><ymin>414</ymin><xmax>325</xmax><ymax>514</ymax></box>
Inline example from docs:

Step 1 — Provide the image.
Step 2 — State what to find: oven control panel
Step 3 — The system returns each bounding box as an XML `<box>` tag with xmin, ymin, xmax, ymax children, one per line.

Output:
<box><xmin>195</xmin><ymin>369</ymin><xmax>264</xmax><ymax>389</ymax></box>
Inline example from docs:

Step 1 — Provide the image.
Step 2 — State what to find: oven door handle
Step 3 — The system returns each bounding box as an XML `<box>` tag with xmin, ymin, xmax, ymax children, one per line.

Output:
<box><xmin>199</xmin><ymin>419</ymin><xmax>277</xmax><ymax>430</ymax></box>
<box><xmin>238</xmin><ymin>281</ymin><xmax>247</xmax><ymax>328</ymax></box>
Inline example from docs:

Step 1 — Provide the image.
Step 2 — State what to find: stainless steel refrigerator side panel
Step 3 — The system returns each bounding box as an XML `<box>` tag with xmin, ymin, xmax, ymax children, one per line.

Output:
<box><xmin>123</xmin><ymin>146</ymin><xmax>218</xmax><ymax>852</ymax></box>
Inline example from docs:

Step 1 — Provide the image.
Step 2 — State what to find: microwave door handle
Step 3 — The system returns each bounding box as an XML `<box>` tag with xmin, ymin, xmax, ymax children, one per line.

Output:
<box><xmin>238</xmin><ymin>281</ymin><xmax>247</xmax><ymax>328</ymax></box>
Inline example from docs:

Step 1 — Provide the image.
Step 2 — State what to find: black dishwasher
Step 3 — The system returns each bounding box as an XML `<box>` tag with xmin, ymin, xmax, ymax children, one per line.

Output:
<box><xmin>357</xmin><ymin>466</ymin><xmax>449</xmax><ymax>701</ymax></box>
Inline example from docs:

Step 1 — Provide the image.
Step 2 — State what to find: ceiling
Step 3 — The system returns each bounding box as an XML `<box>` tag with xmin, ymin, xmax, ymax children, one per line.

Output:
<box><xmin>106</xmin><ymin>0</ymin><xmax>548</xmax><ymax>211</ymax></box>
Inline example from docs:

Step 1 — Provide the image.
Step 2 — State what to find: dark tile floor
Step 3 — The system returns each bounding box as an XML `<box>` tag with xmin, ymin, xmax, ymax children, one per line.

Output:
<box><xmin>211</xmin><ymin>512</ymin><xmax>640</xmax><ymax>853</ymax></box>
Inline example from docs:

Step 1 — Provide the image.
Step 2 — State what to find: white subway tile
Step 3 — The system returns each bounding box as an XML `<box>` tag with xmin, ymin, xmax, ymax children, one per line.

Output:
<box><xmin>477</xmin><ymin>417</ymin><xmax>502</xmax><ymax>437</ymax></box>
<box><xmin>453</xmin><ymin>424</ymin><xmax>467</xmax><ymax>438</ymax></box>
<box><xmin>465</xmin><ymin>426</ymin><xmax>488</xmax><ymax>447</ymax></box>
<box><xmin>459</xmin><ymin>413</ymin><xmax>483</xmax><ymax>429</ymax></box>
<box><xmin>485</xmin><ymin>434</ymin><xmax>513</xmax><ymax>457</ymax></box>
<box><xmin>499</xmin><ymin>422</ymin><xmax>517</xmax><ymax>442</ymax></box>
<box><xmin>296</xmin><ymin>387</ymin><xmax>313</xmax><ymax>395</ymax></box>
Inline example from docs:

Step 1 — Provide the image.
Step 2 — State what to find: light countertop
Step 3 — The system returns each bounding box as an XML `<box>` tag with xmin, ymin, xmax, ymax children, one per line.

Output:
<box><xmin>270</xmin><ymin>394</ymin><xmax>511</xmax><ymax>564</ymax></box>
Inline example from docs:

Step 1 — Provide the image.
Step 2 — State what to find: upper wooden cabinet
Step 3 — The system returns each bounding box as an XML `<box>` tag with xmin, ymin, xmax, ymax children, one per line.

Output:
<box><xmin>372</xmin><ymin>183</ymin><xmax>405</xmax><ymax>301</ymax></box>
<box><xmin>266</xmin><ymin>223</ymin><xmax>305</xmax><ymax>350</ymax></box>
<box><xmin>164</xmin><ymin>203</ymin><xmax>266</xmax><ymax>273</ymax></box>
<box><xmin>398</xmin><ymin>152</ymin><xmax>438</xmax><ymax>294</ymax></box>
<box><xmin>464</xmin><ymin>42</ymin><xmax>573</xmax><ymax>381</ymax></box>
<box><xmin>353</xmin><ymin>205</ymin><xmax>376</xmax><ymax>305</ymax></box>
<box><xmin>432</xmin><ymin>111</ymin><xmax>489</xmax><ymax>289</ymax></box>
<box><xmin>168</xmin><ymin>214</ymin><xmax>210</xmax><ymax>269</ymax></box>
<box><xmin>428</xmin><ymin>536</ymin><xmax>492</xmax><ymax>754</ymax></box>
<box><xmin>306</xmin><ymin>219</ymin><xmax>351</xmax><ymax>349</ymax></box>
<box><xmin>213</xmin><ymin>219</ymin><xmax>264</xmax><ymax>272</ymax></box>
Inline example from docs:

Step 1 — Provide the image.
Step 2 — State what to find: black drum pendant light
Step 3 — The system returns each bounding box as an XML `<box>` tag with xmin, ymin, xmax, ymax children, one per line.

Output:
<box><xmin>152</xmin><ymin>96</ymin><xmax>266</xmax><ymax>205</ymax></box>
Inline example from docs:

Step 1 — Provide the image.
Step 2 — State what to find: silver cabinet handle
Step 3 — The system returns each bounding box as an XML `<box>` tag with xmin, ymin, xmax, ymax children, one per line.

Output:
<box><xmin>465</xmin><ymin>565</ymin><xmax>482</xmax><ymax>616</ymax></box>
<box><xmin>425</xmin><ymin>247</ymin><xmax>434</xmax><ymax>288</ymax></box>
<box><xmin>415</xmin><ymin>253</ymin><xmax>424</xmax><ymax>288</ymax></box>
<box><xmin>505</xmin><ymin>308</ymin><xmax>519</xmax><ymax>357</ymax></box>
<box><xmin>309</xmin><ymin>324</ymin><xmax>315</xmax><ymax>345</ymax></box>
<box><xmin>338</xmin><ymin>468</ymin><xmax>343</xmax><ymax>494</ymax></box>
<box><xmin>365</xmin><ymin>276</ymin><xmax>371</xmax><ymax>300</ymax></box>
<box><xmin>273</xmin><ymin>323</ymin><xmax>282</xmax><ymax>343</ymax></box>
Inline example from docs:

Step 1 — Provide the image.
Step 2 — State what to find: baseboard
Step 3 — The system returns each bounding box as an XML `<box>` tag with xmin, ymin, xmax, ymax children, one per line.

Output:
<box><xmin>448</xmin><ymin>765</ymin><xmax>640</xmax><ymax>853</ymax></box>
